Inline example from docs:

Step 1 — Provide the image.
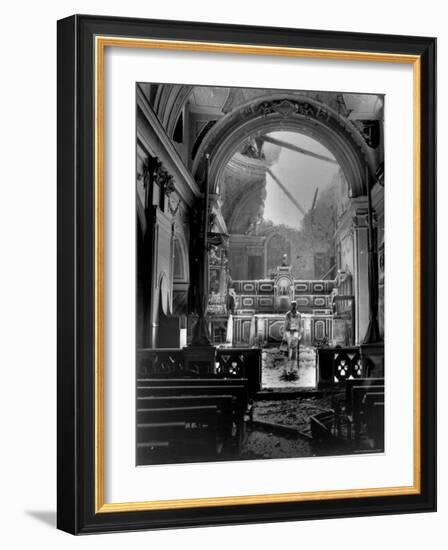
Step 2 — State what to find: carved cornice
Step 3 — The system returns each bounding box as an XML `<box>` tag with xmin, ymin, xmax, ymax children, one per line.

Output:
<box><xmin>352</xmin><ymin>209</ymin><xmax>377</xmax><ymax>230</ymax></box>
<box><xmin>352</xmin><ymin>211</ymin><xmax>369</xmax><ymax>229</ymax></box>
<box><xmin>153</xmin><ymin>159</ymin><xmax>174</xmax><ymax>193</ymax></box>
<box><xmin>136</xmin><ymin>85</ymin><xmax>200</xmax><ymax>206</ymax></box>
<box><xmin>247</xmin><ymin>98</ymin><xmax>330</xmax><ymax>121</ymax></box>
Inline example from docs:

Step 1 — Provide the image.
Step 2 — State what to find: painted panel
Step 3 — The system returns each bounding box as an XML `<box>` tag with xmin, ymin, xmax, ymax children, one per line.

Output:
<box><xmin>295</xmin><ymin>282</ymin><xmax>310</xmax><ymax>293</ymax></box>
<box><xmin>267</xmin><ymin>320</ymin><xmax>285</xmax><ymax>342</ymax></box>
<box><xmin>258</xmin><ymin>282</ymin><xmax>274</xmax><ymax>293</ymax></box>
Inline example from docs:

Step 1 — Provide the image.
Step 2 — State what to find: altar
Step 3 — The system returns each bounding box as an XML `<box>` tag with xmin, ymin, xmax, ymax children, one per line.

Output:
<box><xmin>207</xmin><ymin>263</ymin><xmax>353</xmax><ymax>348</ymax></box>
<box><xmin>230</xmin><ymin>312</ymin><xmax>336</xmax><ymax>347</ymax></box>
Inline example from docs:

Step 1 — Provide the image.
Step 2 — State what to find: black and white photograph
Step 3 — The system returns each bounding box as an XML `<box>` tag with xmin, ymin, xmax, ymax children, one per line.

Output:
<box><xmin>136</xmin><ymin>84</ymin><xmax>385</xmax><ymax>466</ymax></box>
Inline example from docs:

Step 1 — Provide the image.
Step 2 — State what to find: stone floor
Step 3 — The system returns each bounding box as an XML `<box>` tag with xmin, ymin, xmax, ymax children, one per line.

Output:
<box><xmin>261</xmin><ymin>346</ymin><xmax>316</xmax><ymax>389</ymax></box>
<box><xmin>240</xmin><ymin>428</ymin><xmax>313</xmax><ymax>460</ymax></box>
<box><xmin>240</xmin><ymin>394</ymin><xmax>353</xmax><ymax>460</ymax></box>
<box><xmin>253</xmin><ymin>395</ymin><xmax>333</xmax><ymax>432</ymax></box>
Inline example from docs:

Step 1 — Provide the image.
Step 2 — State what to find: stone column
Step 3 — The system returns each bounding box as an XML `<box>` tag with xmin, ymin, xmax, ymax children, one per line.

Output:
<box><xmin>362</xmin><ymin>177</ymin><xmax>381</xmax><ymax>344</ymax></box>
<box><xmin>351</xmin><ymin>204</ymin><xmax>370</xmax><ymax>345</ymax></box>
<box><xmin>190</xmin><ymin>155</ymin><xmax>212</xmax><ymax>347</ymax></box>
<box><xmin>360</xmin><ymin>179</ymin><xmax>384</xmax><ymax>377</ymax></box>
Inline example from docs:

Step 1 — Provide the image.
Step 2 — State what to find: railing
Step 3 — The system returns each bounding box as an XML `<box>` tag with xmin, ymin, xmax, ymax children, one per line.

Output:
<box><xmin>316</xmin><ymin>346</ymin><xmax>363</xmax><ymax>388</ymax></box>
<box><xmin>137</xmin><ymin>347</ymin><xmax>262</xmax><ymax>395</ymax></box>
<box><xmin>137</xmin><ymin>348</ymin><xmax>185</xmax><ymax>377</ymax></box>
<box><xmin>216</xmin><ymin>348</ymin><xmax>262</xmax><ymax>394</ymax></box>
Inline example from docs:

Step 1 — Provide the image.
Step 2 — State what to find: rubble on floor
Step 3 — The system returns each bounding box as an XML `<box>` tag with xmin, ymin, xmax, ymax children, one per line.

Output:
<box><xmin>240</xmin><ymin>394</ymin><xmax>353</xmax><ymax>460</ymax></box>
<box><xmin>240</xmin><ymin>429</ymin><xmax>313</xmax><ymax>460</ymax></box>
<box><xmin>253</xmin><ymin>395</ymin><xmax>333</xmax><ymax>433</ymax></box>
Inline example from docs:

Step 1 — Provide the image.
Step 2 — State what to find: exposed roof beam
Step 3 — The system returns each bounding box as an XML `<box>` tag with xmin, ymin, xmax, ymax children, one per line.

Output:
<box><xmin>266</xmin><ymin>168</ymin><xmax>307</xmax><ymax>216</ymax></box>
<box><xmin>311</xmin><ymin>187</ymin><xmax>319</xmax><ymax>210</ymax></box>
<box><xmin>262</xmin><ymin>135</ymin><xmax>338</xmax><ymax>165</ymax></box>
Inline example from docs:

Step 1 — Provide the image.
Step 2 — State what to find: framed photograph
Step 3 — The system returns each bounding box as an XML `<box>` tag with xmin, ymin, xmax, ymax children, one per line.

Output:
<box><xmin>57</xmin><ymin>14</ymin><xmax>436</xmax><ymax>534</ymax></box>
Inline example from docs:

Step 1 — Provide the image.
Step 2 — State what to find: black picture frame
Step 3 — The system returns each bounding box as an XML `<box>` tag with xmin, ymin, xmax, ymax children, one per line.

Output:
<box><xmin>57</xmin><ymin>14</ymin><xmax>436</xmax><ymax>534</ymax></box>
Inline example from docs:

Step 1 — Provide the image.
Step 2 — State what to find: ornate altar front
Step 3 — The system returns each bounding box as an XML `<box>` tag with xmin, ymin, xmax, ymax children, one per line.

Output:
<box><xmin>273</xmin><ymin>265</ymin><xmax>295</xmax><ymax>312</ymax></box>
<box><xmin>205</xmin><ymin>257</ymin><xmax>354</xmax><ymax>348</ymax></box>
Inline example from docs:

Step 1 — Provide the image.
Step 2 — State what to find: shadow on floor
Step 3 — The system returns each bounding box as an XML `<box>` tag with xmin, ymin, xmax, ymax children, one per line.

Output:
<box><xmin>25</xmin><ymin>510</ymin><xmax>56</xmax><ymax>528</ymax></box>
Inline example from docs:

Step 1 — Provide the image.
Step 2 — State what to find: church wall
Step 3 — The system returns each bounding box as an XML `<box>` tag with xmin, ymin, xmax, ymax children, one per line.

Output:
<box><xmin>353</xmin><ymin>221</ymin><xmax>369</xmax><ymax>344</ymax></box>
<box><xmin>228</xmin><ymin>235</ymin><xmax>265</xmax><ymax>280</ymax></box>
<box><xmin>337</xmin><ymin>231</ymin><xmax>355</xmax><ymax>276</ymax></box>
<box><xmin>372</xmin><ymin>181</ymin><xmax>385</xmax><ymax>339</ymax></box>
<box><xmin>137</xmin><ymin>84</ymin><xmax>384</xmax><ymax>352</ymax></box>
<box><xmin>221</xmin><ymin>150</ymin><xmax>377</xmax><ymax>347</ymax></box>
<box><xmin>336</xmin><ymin>197</ymin><xmax>370</xmax><ymax>345</ymax></box>
<box><xmin>136</xmin><ymin>87</ymin><xmax>200</xmax><ymax>349</ymax></box>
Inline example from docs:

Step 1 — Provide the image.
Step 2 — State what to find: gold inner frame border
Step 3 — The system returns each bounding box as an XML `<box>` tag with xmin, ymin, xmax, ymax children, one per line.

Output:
<box><xmin>94</xmin><ymin>35</ymin><xmax>421</xmax><ymax>513</ymax></box>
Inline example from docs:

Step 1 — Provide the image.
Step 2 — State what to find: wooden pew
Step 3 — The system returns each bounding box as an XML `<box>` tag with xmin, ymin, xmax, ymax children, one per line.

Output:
<box><xmin>137</xmin><ymin>405</ymin><xmax>218</xmax><ymax>423</ymax></box>
<box><xmin>137</xmin><ymin>394</ymin><xmax>236</xmax><ymax>414</ymax></box>
<box><xmin>136</xmin><ymin>378</ymin><xmax>249</xmax><ymax>464</ymax></box>
<box><xmin>136</xmin><ymin>349</ymin><xmax>262</xmax><ymax>397</ymax></box>
<box><xmin>364</xmin><ymin>392</ymin><xmax>384</xmax><ymax>408</ymax></box>
<box><xmin>137</xmin><ymin>378</ymin><xmax>249</xmax><ymax>410</ymax></box>
<box><xmin>137</xmin><ymin>377</ymin><xmax>249</xmax><ymax>386</ymax></box>
<box><xmin>137</xmin><ymin>384</ymin><xmax>248</xmax><ymax>409</ymax></box>
<box><xmin>345</xmin><ymin>378</ymin><xmax>384</xmax><ymax>413</ymax></box>
<box><xmin>347</xmin><ymin>380</ymin><xmax>384</xmax><ymax>441</ymax></box>
<box><xmin>138</xmin><ymin>418</ymin><xmax>218</xmax><ymax>448</ymax></box>
<box><xmin>364</xmin><ymin>392</ymin><xmax>385</xmax><ymax>450</ymax></box>
<box><xmin>309</xmin><ymin>379</ymin><xmax>385</xmax><ymax>446</ymax></box>
<box><xmin>136</xmin><ymin>404</ymin><xmax>224</xmax><ymax>464</ymax></box>
<box><xmin>136</xmin><ymin>440</ymin><xmax>172</xmax><ymax>463</ymax></box>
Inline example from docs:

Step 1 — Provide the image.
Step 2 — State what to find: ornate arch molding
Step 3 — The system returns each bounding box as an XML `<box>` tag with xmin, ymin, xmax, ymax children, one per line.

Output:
<box><xmin>192</xmin><ymin>94</ymin><xmax>378</xmax><ymax>198</ymax></box>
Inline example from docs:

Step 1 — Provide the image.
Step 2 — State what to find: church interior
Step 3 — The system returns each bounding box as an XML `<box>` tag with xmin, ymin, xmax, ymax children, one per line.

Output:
<box><xmin>136</xmin><ymin>84</ymin><xmax>385</xmax><ymax>465</ymax></box>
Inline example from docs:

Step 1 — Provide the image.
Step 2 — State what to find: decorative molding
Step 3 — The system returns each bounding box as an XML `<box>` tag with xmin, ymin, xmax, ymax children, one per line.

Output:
<box><xmin>136</xmin><ymin>85</ymin><xmax>201</xmax><ymax>206</ymax></box>
<box><xmin>153</xmin><ymin>159</ymin><xmax>175</xmax><ymax>194</ymax></box>
<box><xmin>191</xmin><ymin>92</ymin><xmax>377</xmax><ymax>199</ymax></box>
<box><xmin>250</xmin><ymin>98</ymin><xmax>330</xmax><ymax>120</ymax></box>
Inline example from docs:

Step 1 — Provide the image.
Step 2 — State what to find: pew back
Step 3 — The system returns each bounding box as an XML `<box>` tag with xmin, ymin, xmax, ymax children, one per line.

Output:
<box><xmin>136</xmin><ymin>377</ymin><xmax>250</xmax><ymax>465</ymax></box>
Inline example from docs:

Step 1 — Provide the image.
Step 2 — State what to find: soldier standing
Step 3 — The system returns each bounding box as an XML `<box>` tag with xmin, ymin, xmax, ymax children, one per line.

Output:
<box><xmin>284</xmin><ymin>300</ymin><xmax>302</xmax><ymax>363</ymax></box>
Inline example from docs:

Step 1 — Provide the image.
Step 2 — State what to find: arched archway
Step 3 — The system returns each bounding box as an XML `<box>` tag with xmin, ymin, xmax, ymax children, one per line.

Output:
<box><xmin>153</xmin><ymin>84</ymin><xmax>194</xmax><ymax>137</ymax></box>
<box><xmin>192</xmin><ymin>93</ymin><xmax>377</xmax><ymax>197</ymax></box>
